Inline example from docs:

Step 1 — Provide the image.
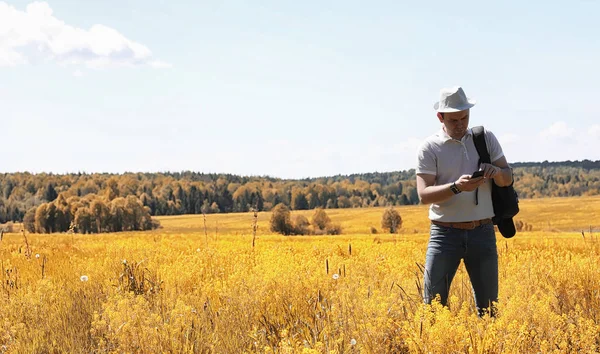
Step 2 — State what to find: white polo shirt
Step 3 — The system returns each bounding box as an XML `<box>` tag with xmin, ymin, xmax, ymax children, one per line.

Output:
<box><xmin>416</xmin><ymin>127</ymin><xmax>504</xmax><ymax>222</ymax></box>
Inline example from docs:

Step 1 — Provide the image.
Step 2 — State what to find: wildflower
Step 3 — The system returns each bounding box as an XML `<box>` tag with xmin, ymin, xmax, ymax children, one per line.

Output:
<box><xmin>122</xmin><ymin>259</ymin><xmax>127</xmax><ymax>264</ymax></box>
<box><xmin>332</xmin><ymin>273</ymin><xmax>340</xmax><ymax>280</ymax></box>
<box><xmin>350</xmin><ymin>338</ymin><xmax>357</xmax><ymax>346</ymax></box>
<box><xmin>80</xmin><ymin>275</ymin><xmax>89</xmax><ymax>282</ymax></box>
<box><xmin>196</xmin><ymin>248</ymin><xmax>201</xmax><ymax>252</ymax></box>
<box><xmin>35</xmin><ymin>254</ymin><xmax>40</xmax><ymax>259</ymax></box>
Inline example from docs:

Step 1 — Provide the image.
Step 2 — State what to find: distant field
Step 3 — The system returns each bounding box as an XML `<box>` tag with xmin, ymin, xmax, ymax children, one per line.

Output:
<box><xmin>0</xmin><ymin>196</ymin><xmax>598</xmax><ymax>353</ymax></box>
<box><xmin>156</xmin><ymin>195</ymin><xmax>600</xmax><ymax>235</ymax></box>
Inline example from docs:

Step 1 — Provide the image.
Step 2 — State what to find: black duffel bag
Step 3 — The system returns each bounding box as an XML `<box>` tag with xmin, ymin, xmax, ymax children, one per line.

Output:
<box><xmin>472</xmin><ymin>126</ymin><xmax>520</xmax><ymax>238</ymax></box>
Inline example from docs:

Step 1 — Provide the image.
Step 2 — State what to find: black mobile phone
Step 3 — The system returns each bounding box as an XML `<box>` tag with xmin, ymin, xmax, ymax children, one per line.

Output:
<box><xmin>471</xmin><ymin>170</ymin><xmax>484</xmax><ymax>178</ymax></box>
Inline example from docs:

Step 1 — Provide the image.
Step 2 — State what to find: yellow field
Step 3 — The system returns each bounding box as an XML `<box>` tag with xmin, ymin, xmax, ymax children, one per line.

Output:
<box><xmin>0</xmin><ymin>196</ymin><xmax>599</xmax><ymax>353</ymax></box>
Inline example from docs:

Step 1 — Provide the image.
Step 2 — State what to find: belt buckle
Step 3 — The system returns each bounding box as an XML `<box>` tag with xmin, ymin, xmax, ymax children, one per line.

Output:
<box><xmin>470</xmin><ymin>220</ymin><xmax>477</xmax><ymax>229</ymax></box>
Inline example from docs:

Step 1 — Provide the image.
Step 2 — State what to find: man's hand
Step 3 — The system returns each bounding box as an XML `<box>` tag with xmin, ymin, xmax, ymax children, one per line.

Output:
<box><xmin>455</xmin><ymin>174</ymin><xmax>485</xmax><ymax>192</ymax></box>
<box><xmin>480</xmin><ymin>159</ymin><xmax>513</xmax><ymax>187</ymax></box>
<box><xmin>478</xmin><ymin>163</ymin><xmax>500</xmax><ymax>179</ymax></box>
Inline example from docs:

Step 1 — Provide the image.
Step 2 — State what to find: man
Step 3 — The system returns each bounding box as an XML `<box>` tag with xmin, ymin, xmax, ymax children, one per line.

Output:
<box><xmin>416</xmin><ymin>86</ymin><xmax>513</xmax><ymax>317</ymax></box>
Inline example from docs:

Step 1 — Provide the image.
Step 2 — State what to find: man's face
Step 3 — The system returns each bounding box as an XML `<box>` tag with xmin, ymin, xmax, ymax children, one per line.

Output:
<box><xmin>438</xmin><ymin>109</ymin><xmax>470</xmax><ymax>138</ymax></box>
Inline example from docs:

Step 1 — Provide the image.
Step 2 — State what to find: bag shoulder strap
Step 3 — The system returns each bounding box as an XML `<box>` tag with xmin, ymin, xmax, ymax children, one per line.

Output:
<box><xmin>472</xmin><ymin>126</ymin><xmax>491</xmax><ymax>165</ymax></box>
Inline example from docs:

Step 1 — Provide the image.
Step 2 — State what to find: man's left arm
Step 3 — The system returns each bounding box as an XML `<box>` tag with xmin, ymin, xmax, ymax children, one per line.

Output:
<box><xmin>478</xmin><ymin>129</ymin><xmax>513</xmax><ymax>187</ymax></box>
<box><xmin>480</xmin><ymin>157</ymin><xmax>513</xmax><ymax>186</ymax></box>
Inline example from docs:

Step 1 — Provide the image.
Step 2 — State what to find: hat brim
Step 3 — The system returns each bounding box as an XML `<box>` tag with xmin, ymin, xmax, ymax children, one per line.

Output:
<box><xmin>433</xmin><ymin>99</ymin><xmax>476</xmax><ymax>112</ymax></box>
<box><xmin>497</xmin><ymin>218</ymin><xmax>516</xmax><ymax>238</ymax></box>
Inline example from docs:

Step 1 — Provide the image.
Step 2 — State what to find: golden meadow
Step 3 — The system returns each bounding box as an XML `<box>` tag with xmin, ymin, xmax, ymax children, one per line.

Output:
<box><xmin>1</xmin><ymin>196</ymin><xmax>599</xmax><ymax>353</ymax></box>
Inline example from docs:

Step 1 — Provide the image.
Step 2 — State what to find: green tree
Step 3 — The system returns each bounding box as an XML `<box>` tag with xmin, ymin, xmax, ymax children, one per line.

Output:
<box><xmin>109</xmin><ymin>197</ymin><xmax>127</xmax><ymax>232</ymax></box>
<box><xmin>43</xmin><ymin>183</ymin><xmax>58</xmax><ymax>202</ymax></box>
<box><xmin>46</xmin><ymin>203</ymin><xmax>57</xmax><ymax>233</ymax></box>
<box><xmin>34</xmin><ymin>203</ymin><xmax>49</xmax><ymax>233</ymax></box>
<box><xmin>311</xmin><ymin>208</ymin><xmax>331</xmax><ymax>231</ymax></box>
<box><xmin>399</xmin><ymin>194</ymin><xmax>410</xmax><ymax>205</ymax></box>
<box><xmin>294</xmin><ymin>215</ymin><xmax>310</xmax><ymax>235</ymax></box>
<box><xmin>3</xmin><ymin>178</ymin><xmax>14</xmax><ymax>199</ymax></box>
<box><xmin>291</xmin><ymin>190</ymin><xmax>309</xmax><ymax>210</ymax></box>
<box><xmin>104</xmin><ymin>178</ymin><xmax>120</xmax><ymax>201</ymax></box>
<box><xmin>126</xmin><ymin>195</ymin><xmax>143</xmax><ymax>230</ymax></box>
<box><xmin>407</xmin><ymin>187</ymin><xmax>420</xmax><ymax>205</ymax></box>
<box><xmin>326</xmin><ymin>198</ymin><xmax>336</xmax><ymax>209</ymax></box>
<box><xmin>337</xmin><ymin>196</ymin><xmax>352</xmax><ymax>208</ymax></box>
<box><xmin>23</xmin><ymin>207</ymin><xmax>36</xmax><ymax>233</ymax></box>
<box><xmin>54</xmin><ymin>194</ymin><xmax>71</xmax><ymax>232</ymax></box>
<box><xmin>74</xmin><ymin>207</ymin><xmax>93</xmax><ymax>234</ymax></box>
<box><xmin>269</xmin><ymin>203</ymin><xmax>294</xmax><ymax>235</ymax></box>
<box><xmin>91</xmin><ymin>198</ymin><xmax>110</xmax><ymax>233</ymax></box>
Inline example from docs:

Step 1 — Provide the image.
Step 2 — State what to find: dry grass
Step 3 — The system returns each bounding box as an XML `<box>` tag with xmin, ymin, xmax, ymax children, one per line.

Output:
<box><xmin>0</xmin><ymin>196</ymin><xmax>598</xmax><ymax>353</ymax></box>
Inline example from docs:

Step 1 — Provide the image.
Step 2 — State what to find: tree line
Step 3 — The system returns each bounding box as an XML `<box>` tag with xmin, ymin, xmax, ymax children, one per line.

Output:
<box><xmin>1</xmin><ymin>160</ymin><xmax>599</xmax><ymax>230</ymax></box>
<box><xmin>22</xmin><ymin>193</ymin><xmax>159</xmax><ymax>234</ymax></box>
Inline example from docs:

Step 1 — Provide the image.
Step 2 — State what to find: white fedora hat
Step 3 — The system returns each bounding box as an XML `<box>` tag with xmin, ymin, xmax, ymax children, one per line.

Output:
<box><xmin>433</xmin><ymin>86</ymin><xmax>476</xmax><ymax>112</ymax></box>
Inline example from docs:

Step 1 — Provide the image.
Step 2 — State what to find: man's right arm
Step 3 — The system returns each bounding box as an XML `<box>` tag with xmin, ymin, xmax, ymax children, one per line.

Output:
<box><xmin>417</xmin><ymin>173</ymin><xmax>486</xmax><ymax>205</ymax></box>
<box><xmin>417</xmin><ymin>174</ymin><xmax>454</xmax><ymax>205</ymax></box>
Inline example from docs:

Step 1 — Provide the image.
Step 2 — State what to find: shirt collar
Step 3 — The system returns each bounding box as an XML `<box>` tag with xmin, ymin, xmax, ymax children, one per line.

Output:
<box><xmin>437</xmin><ymin>127</ymin><xmax>473</xmax><ymax>143</ymax></box>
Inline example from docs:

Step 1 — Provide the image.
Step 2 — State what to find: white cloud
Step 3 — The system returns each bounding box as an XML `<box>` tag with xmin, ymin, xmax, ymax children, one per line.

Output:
<box><xmin>0</xmin><ymin>1</ymin><xmax>169</xmax><ymax>69</ymax></box>
<box><xmin>589</xmin><ymin>124</ymin><xmax>600</xmax><ymax>138</ymax></box>
<box><xmin>149</xmin><ymin>60</ymin><xmax>173</xmax><ymax>69</ymax></box>
<box><xmin>500</xmin><ymin>122</ymin><xmax>600</xmax><ymax>163</ymax></box>
<box><xmin>539</xmin><ymin>121</ymin><xmax>575</xmax><ymax>139</ymax></box>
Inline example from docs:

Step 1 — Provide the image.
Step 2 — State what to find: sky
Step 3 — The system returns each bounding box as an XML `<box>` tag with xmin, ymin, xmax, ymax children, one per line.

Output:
<box><xmin>2</xmin><ymin>0</ymin><xmax>599</xmax><ymax>179</ymax></box>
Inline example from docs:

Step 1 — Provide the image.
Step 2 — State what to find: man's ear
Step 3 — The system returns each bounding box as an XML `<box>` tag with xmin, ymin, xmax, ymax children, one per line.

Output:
<box><xmin>436</xmin><ymin>112</ymin><xmax>444</xmax><ymax>122</ymax></box>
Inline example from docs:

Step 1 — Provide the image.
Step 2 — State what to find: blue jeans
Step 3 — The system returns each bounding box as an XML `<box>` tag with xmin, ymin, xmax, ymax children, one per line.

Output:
<box><xmin>423</xmin><ymin>222</ymin><xmax>498</xmax><ymax>316</ymax></box>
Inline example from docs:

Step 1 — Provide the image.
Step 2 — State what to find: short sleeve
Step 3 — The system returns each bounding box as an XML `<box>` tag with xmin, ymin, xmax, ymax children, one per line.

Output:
<box><xmin>484</xmin><ymin>129</ymin><xmax>504</xmax><ymax>162</ymax></box>
<box><xmin>416</xmin><ymin>142</ymin><xmax>437</xmax><ymax>175</ymax></box>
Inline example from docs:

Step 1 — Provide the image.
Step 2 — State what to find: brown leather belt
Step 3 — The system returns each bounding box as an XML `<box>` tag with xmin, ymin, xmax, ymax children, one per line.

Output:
<box><xmin>431</xmin><ymin>218</ymin><xmax>493</xmax><ymax>230</ymax></box>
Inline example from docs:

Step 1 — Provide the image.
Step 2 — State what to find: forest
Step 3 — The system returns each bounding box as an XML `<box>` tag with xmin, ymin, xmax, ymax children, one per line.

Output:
<box><xmin>1</xmin><ymin>160</ymin><xmax>599</xmax><ymax>233</ymax></box>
